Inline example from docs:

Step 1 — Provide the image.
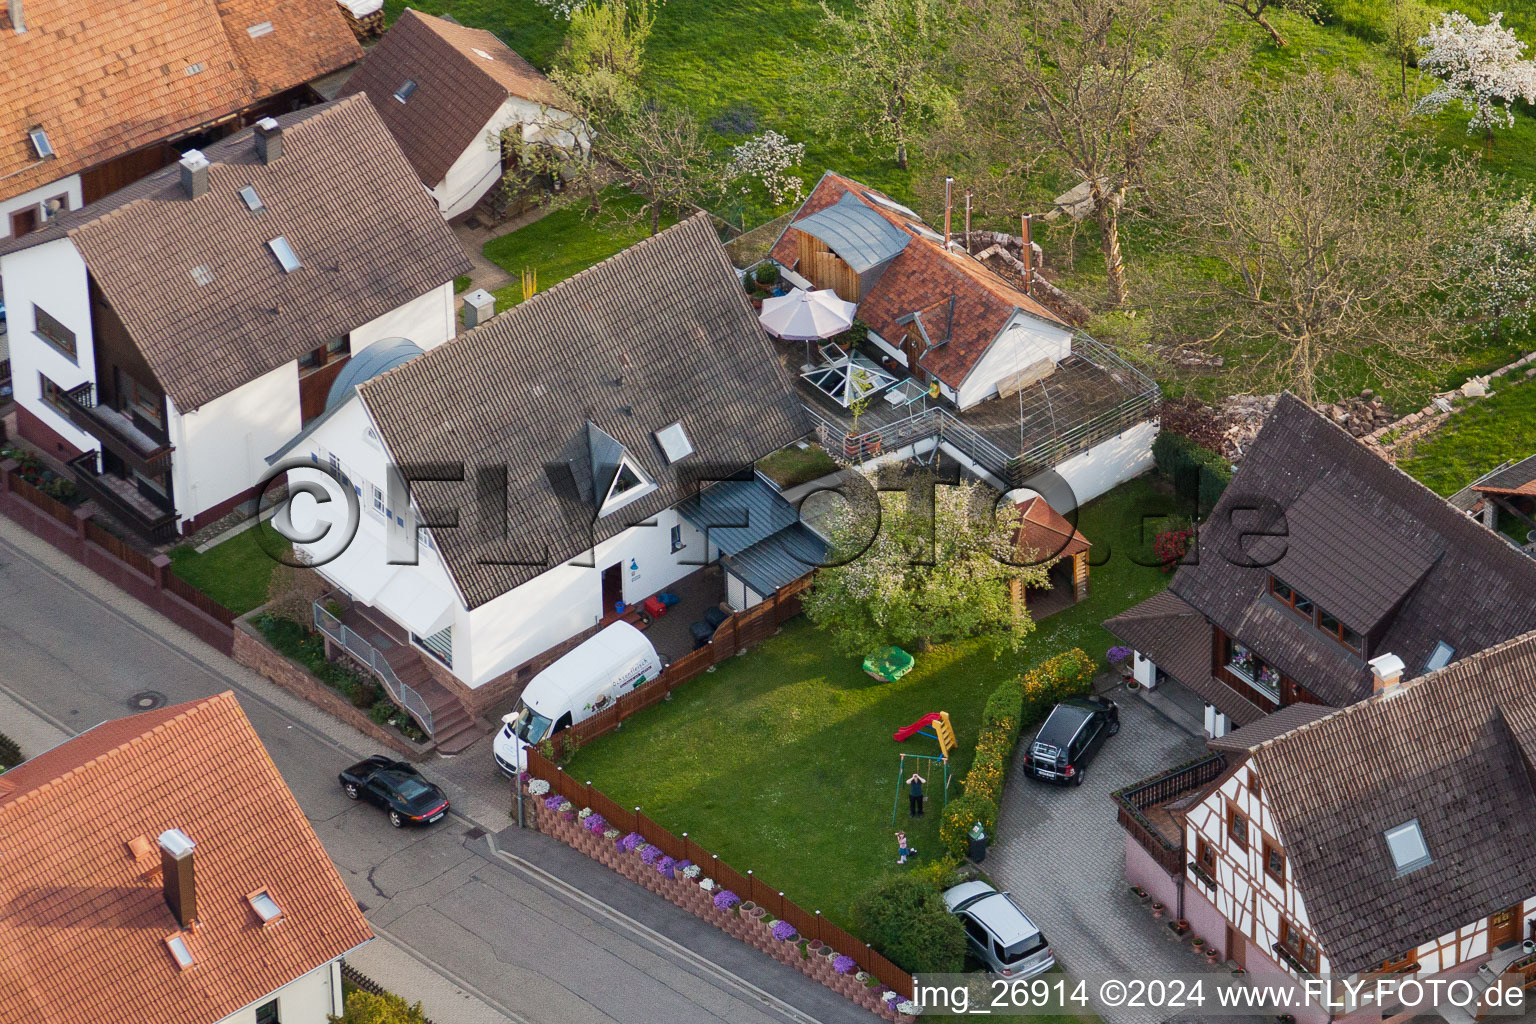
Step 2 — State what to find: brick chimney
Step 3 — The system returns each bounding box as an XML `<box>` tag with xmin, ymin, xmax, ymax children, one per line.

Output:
<box><xmin>8</xmin><ymin>0</ymin><xmax>25</xmax><ymax>33</ymax></box>
<box><xmin>254</xmin><ymin>117</ymin><xmax>283</xmax><ymax>165</ymax></box>
<box><xmin>158</xmin><ymin>828</ymin><xmax>197</xmax><ymax>927</ymax></box>
<box><xmin>179</xmin><ymin>150</ymin><xmax>209</xmax><ymax>200</ymax></box>
<box><xmin>1369</xmin><ymin>653</ymin><xmax>1406</xmax><ymax>696</ymax></box>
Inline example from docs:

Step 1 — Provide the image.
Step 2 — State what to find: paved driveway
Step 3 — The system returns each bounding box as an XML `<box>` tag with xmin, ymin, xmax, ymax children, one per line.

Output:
<box><xmin>989</xmin><ymin>680</ymin><xmax>1212</xmax><ymax>1024</ymax></box>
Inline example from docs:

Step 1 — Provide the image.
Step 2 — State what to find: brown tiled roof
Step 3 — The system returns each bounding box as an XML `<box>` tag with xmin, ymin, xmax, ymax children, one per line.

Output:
<box><xmin>0</xmin><ymin>0</ymin><xmax>360</xmax><ymax>203</ymax></box>
<box><xmin>1252</xmin><ymin>630</ymin><xmax>1536</xmax><ymax>974</ymax></box>
<box><xmin>340</xmin><ymin>8</ymin><xmax>567</xmax><ymax>186</ymax></box>
<box><xmin>768</xmin><ymin>172</ymin><xmax>1067</xmax><ymax>390</ymax></box>
<box><xmin>1471</xmin><ymin>452</ymin><xmax>1536</xmax><ymax>497</ymax></box>
<box><xmin>1015</xmin><ymin>496</ymin><xmax>1090</xmax><ymax>561</ymax></box>
<box><xmin>1104</xmin><ymin>589</ymin><xmax>1268</xmax><ymax>725</ymax></box>
<box><xmin>1206</xmin><ymin>703</ymin><xmax>1334</xmax><ymax>753</ymax></box>
<box><xmin>1168</xmin><ymin>394</ymin><xmax>1536</xmax><ymax>707</ymax></box>
<box><xmin>2</xmin><ymin>96</ymin><xmax>471</xmax><ymax>411</ymax></box>
<box><xmin>0</xmin><ymin>693</ymin><xmax>373</xmax><ymax>1024</ymax></box>
<box><xmin>357</xmin><ymin>214</ymin><xmax>810</xmax><ymax>609</ymax></box>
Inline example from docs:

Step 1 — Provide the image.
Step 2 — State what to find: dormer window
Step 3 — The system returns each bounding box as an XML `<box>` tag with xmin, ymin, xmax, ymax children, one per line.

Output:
<box><xmin>28</xmin><ymin>127</ymin><xmax>53</xmax><ymax>160</ymax></box>
<box><xmin>1384</xmin><ymin>819</ymin><xmax>1431</xmax><ymax>875</ymax></box>
<box><xmin>600</xmin><ymin>453</ymin><xmax>657</xmax><ymax>516</ymax></box>
<box><xmin>1268</xmin><ymin>575</ymin><xmax>1363</xmax><ymax>654</ymax></box>
<box><xmin>394</xmin><ymin>79</ymin><xmax>417</xmax><ymax>103</ymax></box>
<box><xmin>248</xmin><ymin>889</ymin><xmax>282</xmax><ymax>925</ymax></box>
<box><xmin>1268</xmin><ymin>576</ymin><xmax>1315</xmax><ymax>619</ymax></box>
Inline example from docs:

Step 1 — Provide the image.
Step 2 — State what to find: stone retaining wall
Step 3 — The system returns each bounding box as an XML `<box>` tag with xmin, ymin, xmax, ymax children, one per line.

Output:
<box><xmin>233</xmin><ymin>616</ymin><xmax>433</xmax><ymax>760</ymax></box>
<box><xmin>529</xmin><ymin>788</ymin><xmax>916</xmax><ymax>1023</ymax></box>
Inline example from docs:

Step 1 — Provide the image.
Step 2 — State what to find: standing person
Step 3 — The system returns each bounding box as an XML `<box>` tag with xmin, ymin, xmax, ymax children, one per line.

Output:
<box><xmin>895</xmin><ymin>831</ymin><xmax>917</xmax><ymax>864</ymax></box>
<box><xmin>907</xmin><ymin>769</ymin><xmax>927</xmax><ymax>818</ymax></box>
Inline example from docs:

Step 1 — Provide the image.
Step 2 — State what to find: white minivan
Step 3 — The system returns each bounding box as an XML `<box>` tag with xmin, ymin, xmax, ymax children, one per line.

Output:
<box><xmin>493</xmin><ymin>621</ymin><xmax>663</xmax><ymax>776</ymax></box>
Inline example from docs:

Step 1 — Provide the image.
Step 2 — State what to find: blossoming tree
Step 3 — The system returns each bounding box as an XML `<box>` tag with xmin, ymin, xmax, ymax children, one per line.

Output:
<box><xmin>802</xmin><ymin>472</ymin><xmax>1053</xmax><ymax>657</ymax></box>
<box><xmin>1416</xmin><ymin>11</ymin><xmax>1536</xmax><ymax>154</ymax></box>
<box><xmin>1448</xmin><ymin>195</ymin><xmax>1536</xmax><ymax>339</ymax></box>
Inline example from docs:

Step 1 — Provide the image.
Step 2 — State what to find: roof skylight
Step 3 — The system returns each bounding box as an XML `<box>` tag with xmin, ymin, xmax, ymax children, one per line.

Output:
<box><xmin>654</xmin><ymin>422</ymin><xmax>694</xmax><ymax>464</ymax></box>
<box><xmin>239</xmin><ymin>186</ymin><xmax>264</xmax><ymax>212</ymax></box>
<box><xmin>248</xmin><ymin>890</ymin><xmax>282</xmax><ymax>924</ymax></box>
<box><xmin>1384</xmin><ymin>820</ymin><xmax>1432</xmax><ymax>875</ymax></box>
<box><xmin>1424</xmin><ymin>641</ymin><xmax>1455</xmax><ymax>673</ymax></box>
<box><xmin>268</xmin><ymin>236</ymin><xmax>300</xmax><ymax>273</ymax></box>
<box><xmin>247</xmin><ymin>20</ymin><xmax>274</xmax><ymax>38</ymax></box>
<box><xmin>164</xmin><ymin>934</ymin><xmax>195</xmax><ymax>970</ymax></box>
<box><xmin>190</xmin><ymin>264</ymin><xmax>215</xmax><ymax>287</ymax></box>
<box><xmin>472</xmin><ymin>47</ymin><xmax>495</xmax><ymax>60</ymax></box>
<box><xmin>28</xmin><ymin>127</ymin><xmax>53</xmax><ymax>160</ymax></box>
<box><xmin>394</xmin><ymin>79</ymin><xmax>418</xmax><ymax>103</ymax></box>
<box><xmin>863</xmin><ymin>190</ymin><xmax>917</xmax><ymax>219</ymax></box>
<box><xmin>906</xmin><ymin>221</ymin><xmax>943</xmax><ymax>243</ymax></box>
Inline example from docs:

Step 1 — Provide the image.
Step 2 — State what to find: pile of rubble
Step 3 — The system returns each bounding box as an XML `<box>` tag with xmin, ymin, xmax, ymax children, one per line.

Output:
<box><xmin>960</xmin><ymin>231</ymin><xmax>1094</xmax><ymax>326</ymax></box>
<box><xmin>1319</xmin><ymin>390</ymin><xmax>1394</xmax><ymax>438</ymax></box>
<box><xmin>1213</xmin><ymin>394</ymin><xmax>1278</xmax><ymax>462</ymax></box>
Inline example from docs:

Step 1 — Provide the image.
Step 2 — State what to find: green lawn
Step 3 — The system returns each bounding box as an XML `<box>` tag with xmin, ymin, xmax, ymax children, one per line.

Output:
<box><xmin>564</xmin><ymin>477</ymin><xmax>1177</xmax><ymax>933</ymax></box>
<box><xmin>168</xmin><ymin>523</ymin><xmax>288</xmax><ymax>616</ymax></box>
<box><xmin>483</xmin><ymin>191</ymin><xmax>678</xmax><ymax>308</ymax></box>
<box><xmin>1399</xmin><ymin>370</ymin><xmax>1536</xmax><ymax>497</ymax></box>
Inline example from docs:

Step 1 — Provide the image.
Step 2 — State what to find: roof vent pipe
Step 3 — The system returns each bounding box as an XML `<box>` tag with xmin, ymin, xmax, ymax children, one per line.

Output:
<box><xmin>1020</xmin><ymin>214</ymin><xmax>1034</xmax><ymax>295</ymax></box>
<box><xmin>943</xmin><ymin>177</ymin><xmax>953</xmax><ymax>250</ymax></box>
<box><xmin>963</xmin><ymin>193</ymin><xmax>972</xmax><ymax>253</ymax></box>
<box><xmin>254</xmin><ymin>117</ymin><xmax>282</xmax><ymax>164</ymax></box>
<box><xmin>8</xmin><ymin>0</ymin><xmax>25</xmax><ymax>32</ymax></box>
<box><xmin>179</xmin><ymin>150</ymin><xmax>209</xmax><ymax>200</ymax></box>
<box><xmin>158</xmin><ymin>828</ymin><xmax>197</xmax><ymax>928</ymax></box>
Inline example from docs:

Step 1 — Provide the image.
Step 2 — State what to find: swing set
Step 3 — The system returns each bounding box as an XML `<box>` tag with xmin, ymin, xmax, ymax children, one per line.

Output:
<box><xmin>889</xmin><ymin>710</ymin><xmax>956</xmax><ymax>824</ymax></box>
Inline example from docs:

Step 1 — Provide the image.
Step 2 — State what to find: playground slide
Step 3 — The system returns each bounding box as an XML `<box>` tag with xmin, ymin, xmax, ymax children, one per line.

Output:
<box><xmin>893</xmin><ymin>713</ymin><xmax>943</xmax><ymax>743</ymax></box>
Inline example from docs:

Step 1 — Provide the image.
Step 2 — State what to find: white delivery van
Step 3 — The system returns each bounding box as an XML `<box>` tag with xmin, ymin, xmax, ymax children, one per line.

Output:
<box><xmin>493</xmin><ymin>620</ymin><xmax>662</xmax><ymax>776</ymax></box>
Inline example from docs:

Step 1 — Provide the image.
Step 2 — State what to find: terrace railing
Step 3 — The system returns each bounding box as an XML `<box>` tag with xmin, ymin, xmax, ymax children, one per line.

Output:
<box><xmin>313</xmin><ymin>600</ymin><xmax>435</xmax><ymax>736</ymax></box>
<box><xmin>1111</xmin><ymin>753</ymin><xmax>1228</xmax><ymax>876</ymax></box>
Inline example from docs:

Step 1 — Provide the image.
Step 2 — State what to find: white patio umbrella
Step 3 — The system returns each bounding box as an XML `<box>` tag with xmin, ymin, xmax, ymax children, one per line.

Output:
<box><xmin>757</xmin><ymin>287</ymin><xmax>858</xmax><ymax>341</ymax></box>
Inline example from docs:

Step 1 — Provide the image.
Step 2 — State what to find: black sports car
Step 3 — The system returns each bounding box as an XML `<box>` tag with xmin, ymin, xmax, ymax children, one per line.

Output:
<box><xmin>339</xmin><ymin>755</ymin><xmax>450</xmax><ymax>828</ymax></box>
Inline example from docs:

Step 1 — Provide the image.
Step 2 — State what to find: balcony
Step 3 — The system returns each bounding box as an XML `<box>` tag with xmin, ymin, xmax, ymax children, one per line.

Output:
<box><xmin>788</xmin><ymin>333</ymin><xmax>1160</xmax><ymax>488</ymax></box>
<box><xmin>61</xmin><ymin>382</ymin><xmax>173</xmax><ymax>478</ymax></box>
<box><xmin>1112</xmin><ymin>753</ymin><xmax>1229</xmax><ymax>875</ymax></box>
<box><xmin>67</xmin><ymin>451</ymin><xmax>178</xmax><ymax>543</ymax></box>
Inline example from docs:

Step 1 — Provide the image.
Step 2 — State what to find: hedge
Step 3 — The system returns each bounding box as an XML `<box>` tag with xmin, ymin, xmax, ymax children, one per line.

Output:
<box><xmin>940</xmin><ymin>648</ymin><xmax>1096</xmax><ymax>857</ymax></box>
<box><xmin>1152</xmin><ymin>430</ymin><xmax>1233</xmax><ymax>513</ymax></box>
<box><xmin>850</xmin><ymin>873</ymin><xmax>968</xmax><ymax>975</ymax></box>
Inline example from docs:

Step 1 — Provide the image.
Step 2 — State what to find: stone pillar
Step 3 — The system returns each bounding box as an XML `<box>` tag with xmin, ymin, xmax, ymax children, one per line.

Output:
<box><xmin>151</xmin><ymin>553</ymin><xmax>171</xmax><ymax>590</ymax></box>
<box><xmin>0</xmin><ymin>458</ymin><xmax>16</xmax><ymax>493</ymax></box>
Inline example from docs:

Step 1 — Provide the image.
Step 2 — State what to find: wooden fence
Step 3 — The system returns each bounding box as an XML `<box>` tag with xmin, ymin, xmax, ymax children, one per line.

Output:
<box><xmin>545</xmin><ymin>579</ymin><xmax>810</xmax><ymax>759</ymax></box>
<box><xmin>527</xmin><ymin>745</ymin><xmax>915</xmax><ymax>999</ymax></box>
<box><xmin>0</xmin><ymin>459</ymin><xmax>237</xmax><ymax>651</ymax></box>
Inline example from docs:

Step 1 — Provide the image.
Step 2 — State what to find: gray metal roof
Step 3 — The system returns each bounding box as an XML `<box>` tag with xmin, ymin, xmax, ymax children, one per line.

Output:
<box><xmin>790</xmin><ymin>191</ymin><xmax>910</xmax><ymax>274</ymax></box>
<box><xmin>722</xmin><ymin>523</ymin><xmax>826</xmax><ymax>596</ymax></box>
<box><xmin>677</xmin><ymin>477</ymin><xmax>799</xmax><ymax>555</ymax></box>
<box><xmin>327</xmin><ymin>337</ymin><xmax>425</xmax><ymax>414</ymax></box>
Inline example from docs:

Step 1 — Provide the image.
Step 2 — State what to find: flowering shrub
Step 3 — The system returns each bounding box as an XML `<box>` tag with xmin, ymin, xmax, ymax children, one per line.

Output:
<box><xmin>1416</xmin><ymin>12</ymin><xmax>1536</xmax><ymax>135</ymax></box>
<box><xmin>640</xmin><ymin>844</ymin><xmax>663</xmax><ymax>866</ymax></box>
<box><xmin>618</xmin><ymin>832</ymin><xmax>645</xmax><ymax>853</ymax></box>
<box><xmin>527</xmin><ymin>779</ymin><xmax>550</xmax><ymax>797</ymax></box>
<box><xmin>896</xmin><ymin>1000</ymin><xmax>920</xmax><ymax>1015</ymax></box>
<box><xmin>577</xmin><ymin>807</ymin><xmax>593</xmax><ymax>820</ymax></box>
<box><xmin>656</xmin><ymin>855</ymin><xmax>676</xmax><ymax>877</ymax></box>
<box><xmin>855</xmin><ymin>971</ymin><xmax>871</xmax><ymax>984</ymax></box>
<box><xmin>603</xmin><ymin>828</ymin><xmax>621</xmax><ymax>839</ymax></box>
<box><xmin>772</xmin><ymin>920</ymin><xmax>798</xmax><ymax>942</ymax></box>
<box><xmin>728</xmin><ymin>131</ymin><xmax>807</xmax><ymax>207</ymax></box>
<box><xmin>681</xmin><ymin>863</ymin><xmax>702</xmax><ymax>880</ymax></box>
<box><xmin>832</xmin><ymin>955</ymin><xmax>856</xmax><ymax>975</ymax></box>
<box><xmin>713</xmin><ymin>889</ymin><xmax>741</xmax><ymax>911</ymax></box>
<box><xmin>1153</xmin><ymin>527</ymin><xmax>1194</xmax><ymax>572</ymax></box>
<box><xmin>882</xmin><ymin>991</ymin><xmax>900</xmax><ymax>1004</ymax></box>
<box><xmin>1106</xmin><ymin>645</ymin><xmax>1132</xmax><ymax>666</ymax></box>
<box><xmin>582</xmin><ymin>813</ymin><xmax>608</xmax><ymax>834</ymax></box>
<box><xmin>699</xmin><ymin>877</ymin><xmax>717</xmax><ymax>892</ymax></box>
<box><xmin>543</xmin><ymin>794</ymin><xmax>567</xmax><ymax>811</ymax></box>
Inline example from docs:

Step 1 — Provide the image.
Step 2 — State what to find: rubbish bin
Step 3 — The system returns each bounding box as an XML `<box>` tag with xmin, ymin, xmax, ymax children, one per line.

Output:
<box><xmin>967</xmin><ymin>821</ymin><xmax>988</xmax><ymax>863</ymax></box>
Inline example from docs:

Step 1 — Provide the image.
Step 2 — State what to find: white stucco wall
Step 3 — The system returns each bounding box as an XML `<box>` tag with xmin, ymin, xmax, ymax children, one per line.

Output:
<box><xmin>956</xmin><ymin>312</ymin><xmax>1074</xmax><ymax>410</ymax></box>
<box><xmin>213</xmin><ymin>960</ymin><xmax>343</xmax><ymax>1024</ymax></box>
<box><xmin>1022</xmin><ymin>417</ymin><xmax>1158</xmax><ymax>508</ymax></box>
<box><xmin>168</xmin><ymin>361</ymin><xmax>303</xmax><ymax>522</ymax></box>
<box><xmin>350</xmin><ymin>282</ymin><xmax>455</xmax><ymax>352</ymax></box>
<box><xmin>0</xmin><ymin>174</ymin><xmax>82</xmax><ymax>240</ymax></box>
<box><xmin>1</xmin><ymin>238</ymin><xmax>98</xmax><ymax>453</ymax></box>
<box><xmin>430</xmin><ymin>97</ymin><xmax>586</xmax><ymax>219</ymax></box>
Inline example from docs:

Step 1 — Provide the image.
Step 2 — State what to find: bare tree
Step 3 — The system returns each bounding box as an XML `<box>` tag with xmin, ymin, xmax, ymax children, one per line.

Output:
<box><xmin>941</xmin><ymin>0</ymin><xmax>1228</xmax><ymax>307</ymax></box>
<box><xmin>795</xmin><ymin>0</ymin><xmax>952</xmax><ymax>171</ymax></box>
<box><xmin>604</xmin><ymin>103</ymin><xmax>728</xmax><ymax>235</ymax></box>
<box><xmin>1147</xmin><ymin>70</ymin><xmax>1487</xmax><ymax>405</ymax></box>
<box><xmin>1217</xmin><ymin>0</ymin><xmax>1316</xmax><ymax>48</ymax></box>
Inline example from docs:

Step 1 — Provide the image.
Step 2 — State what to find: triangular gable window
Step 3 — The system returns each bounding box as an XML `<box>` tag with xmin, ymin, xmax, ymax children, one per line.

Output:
<box><xmin>600</xmin><ymin>452</ymin><xmax>657</xmax><ymax>517</ymax></box>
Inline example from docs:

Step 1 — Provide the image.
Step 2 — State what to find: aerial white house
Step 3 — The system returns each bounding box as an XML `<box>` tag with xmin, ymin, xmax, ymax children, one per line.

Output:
<box><xmin>270</xmin><ymin>216</ymin><xmax>816</xmax><ymax>745</ymax></box>
<box><xmin>340</xmin><ymin>8</ymin><xmax>589</xmax><ymax>219</ymax></box>
<box><xmin>0</xmin><ymin>96</ymin><xmax>470</xmax><ymax>540</ymax></box>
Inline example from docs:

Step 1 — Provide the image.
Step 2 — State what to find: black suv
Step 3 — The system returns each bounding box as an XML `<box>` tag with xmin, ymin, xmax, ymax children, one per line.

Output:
<box><xmin>1024</xmin><ymin>696</ymin><xmax>1119</xmax><ymax>786</ymax></box>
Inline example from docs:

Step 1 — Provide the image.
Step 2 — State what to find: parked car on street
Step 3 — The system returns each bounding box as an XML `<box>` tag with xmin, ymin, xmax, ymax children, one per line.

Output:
<box><xmin>339</xmin><ymin>755</ymin><xmax>449</xmax><ymax>828</ymax></box>
<box><xmin>943</xmin><ymin>881</ymin><xmax>1056</xmax><ymax>979</ymax></box>
<box><xmin>1024</xmin><ymin>695</ymin><xmax>1120</xmax><ymax>786</ymax></box>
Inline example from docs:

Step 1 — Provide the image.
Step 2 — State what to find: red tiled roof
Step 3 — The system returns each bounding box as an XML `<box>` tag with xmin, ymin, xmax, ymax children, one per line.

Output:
<box><xmin>1015</xmin><ymin>496</ymin><xmax>1090</xmax><ymax>560</ymax></box>
<box><xmin>769</xmin><ymin>172</ymin><xmax>1067</xmax><ymax>388</ymax></box>
<box><xmin>0</xmin><ymin>693</ymin><xmax>372</xmax><ymax>1024</ymax></box>
<box><xmin>340</xmin><ymin>8</ymin><xmax>567</xmax><ymax>186</ymax></box>
<box><xmin>0</xmin><ymin>0</ymin><xmax>361</xmax><ymax>203</ymax></box>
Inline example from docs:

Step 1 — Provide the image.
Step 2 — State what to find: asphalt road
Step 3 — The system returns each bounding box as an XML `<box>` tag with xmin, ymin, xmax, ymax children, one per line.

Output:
<box><xmin>0</xmin><ymin>518</ymin><xmax>870</xmax><ymax>1024</ymax></box>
